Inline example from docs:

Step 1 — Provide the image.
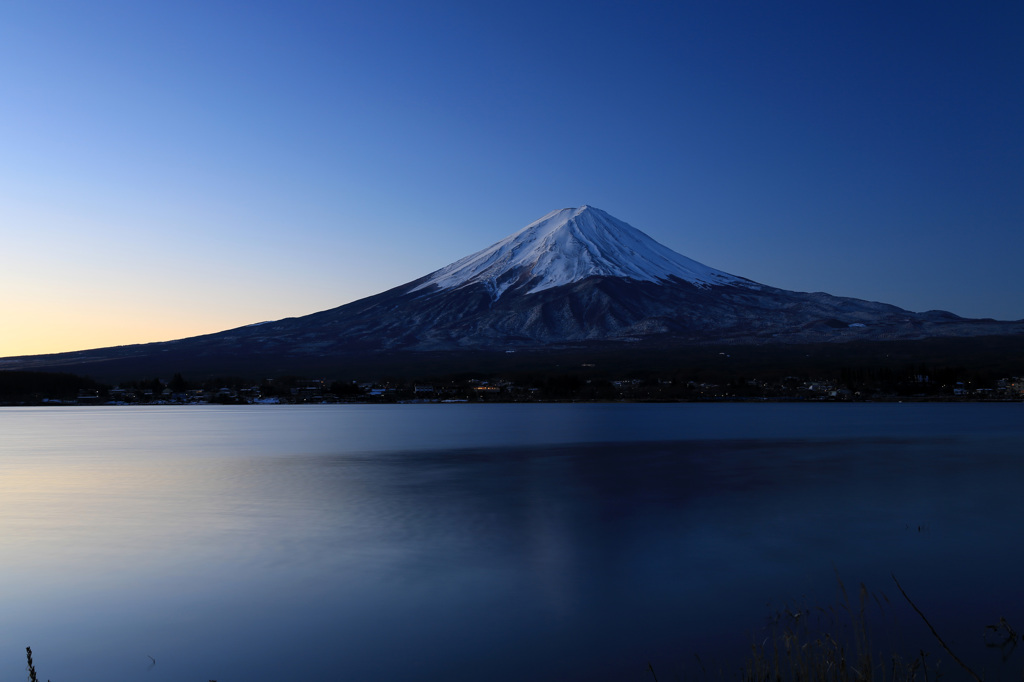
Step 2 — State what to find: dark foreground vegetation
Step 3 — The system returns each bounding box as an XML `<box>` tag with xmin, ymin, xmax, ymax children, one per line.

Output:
<box><xmin>679</xmin><ymin>575</ymin><xmax>1021</xmax><ymax>682</ymax></box>
<box><xmin>3</xmin><ymin>335</ymin><xmax>1023</xmax><ymax>405</ymax></box>
<box><xmin>2</xmin><ymin>361</ymin><xmax>1023</xmax><ymax>406</ymax></box>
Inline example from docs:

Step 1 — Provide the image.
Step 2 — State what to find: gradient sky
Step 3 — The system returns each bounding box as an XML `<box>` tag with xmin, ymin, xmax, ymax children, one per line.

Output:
<box><xmin>2</xmin><ymin>1</ymin><xmax>1022</xmax><ymax>357</ymax></box>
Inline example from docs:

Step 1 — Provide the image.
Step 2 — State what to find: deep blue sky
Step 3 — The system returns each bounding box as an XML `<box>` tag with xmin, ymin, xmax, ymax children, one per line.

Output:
<box><xmin>2</xmin><ymin>1</ymin><xmax>1022</xmax><ymax>355</ymax></box>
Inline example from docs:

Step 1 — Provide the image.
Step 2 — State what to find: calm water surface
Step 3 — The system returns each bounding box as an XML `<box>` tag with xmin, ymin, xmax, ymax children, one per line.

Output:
<box><xmin>1</xmin><ymin>403</ymin><xmax>1022</xmax><ymax>681</ymax></box>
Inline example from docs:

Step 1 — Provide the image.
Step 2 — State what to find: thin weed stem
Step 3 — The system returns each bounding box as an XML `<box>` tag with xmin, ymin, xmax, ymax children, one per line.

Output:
<box><xmin>891</xmin><ymin>573</ymin><xmax>982</xmax><ymax>682</ymax></box>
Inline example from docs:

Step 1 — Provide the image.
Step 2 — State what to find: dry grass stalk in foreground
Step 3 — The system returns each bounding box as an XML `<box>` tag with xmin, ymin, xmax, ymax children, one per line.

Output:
<box><xmin>26</xmin><ymin>647</ymin><xmax>43</xmax><ymax>682</ymax></box>
<box><xmin>742</xmin><ymin>574</ymin><xmax>1021</xmax><ymax>682</ymax></box>
<box><xmin>890</xmin><ymin>573</ymin><xmax>982</xmax><ymax>682</ymax></box>
<box><xmin>744</xmin><ymin>576</ymin><xmax>926</xmax><ymax>682</ymax></box>
<box><xmin>25</xmin><ymin>647</ymin><xmax>218</xmax><ymax>682</ymax></box>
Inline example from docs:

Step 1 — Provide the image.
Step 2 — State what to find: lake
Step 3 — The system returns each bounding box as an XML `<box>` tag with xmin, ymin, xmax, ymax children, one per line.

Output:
<box><xmin>1</xmin><ymin>403</ymin><xmax>1022</xmax><ymax>681</ymax></box>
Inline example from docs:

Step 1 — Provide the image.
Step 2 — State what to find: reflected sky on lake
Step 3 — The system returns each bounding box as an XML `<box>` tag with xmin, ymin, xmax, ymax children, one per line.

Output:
<box><xmin>1</xmin><ymin>404</ymin><xmax>1023</xmax><ymax>681</ymax></box>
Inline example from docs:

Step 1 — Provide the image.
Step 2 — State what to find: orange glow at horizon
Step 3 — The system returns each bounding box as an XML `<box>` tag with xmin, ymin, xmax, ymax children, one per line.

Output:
<box><xmin>0</xmin><ymin>276</ymin><xmax>364</xmax><ymax>359</ymax></box>
<box><xmin>0</xmin><ymin>299</ymin><xmax>260</xmax><ymax>359</ymax></box>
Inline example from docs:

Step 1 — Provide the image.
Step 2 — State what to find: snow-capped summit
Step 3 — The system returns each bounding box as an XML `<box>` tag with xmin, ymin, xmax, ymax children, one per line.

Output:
<box><xmin>412</xmin><ymin>205</ymin><xmax>751</xmax><ymax>300</ymax></box>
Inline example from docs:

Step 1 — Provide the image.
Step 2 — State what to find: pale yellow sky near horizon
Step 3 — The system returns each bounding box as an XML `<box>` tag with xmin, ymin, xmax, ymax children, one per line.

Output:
<box><xmin>0</xmin><ymin>293</ymin><xmax>357</xmax><ymax>359</ymax></box>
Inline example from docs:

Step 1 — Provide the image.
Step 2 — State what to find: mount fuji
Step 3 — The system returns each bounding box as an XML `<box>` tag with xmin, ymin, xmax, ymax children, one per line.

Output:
<box><xmin>3</xmin><ymin>205</ymin><xmax>1022</xmax><ymax>377</ymax></box>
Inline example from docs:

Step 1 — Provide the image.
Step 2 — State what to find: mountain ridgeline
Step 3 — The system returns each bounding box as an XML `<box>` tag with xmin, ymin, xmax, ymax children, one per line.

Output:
<box><xmin>3</xmin><ymin>206</ymin><xmax>1022</xmax><ymax>381</ymax></box>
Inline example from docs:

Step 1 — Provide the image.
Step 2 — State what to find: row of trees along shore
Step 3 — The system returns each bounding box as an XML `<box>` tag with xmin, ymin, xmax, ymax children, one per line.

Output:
<box><xmin>1</xmin><ymin>365</ymin><xmax>1022</xmax><ymax>405</ymax></box>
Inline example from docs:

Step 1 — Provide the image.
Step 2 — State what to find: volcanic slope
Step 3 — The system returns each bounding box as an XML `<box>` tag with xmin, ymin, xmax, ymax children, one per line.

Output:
<box><xmin>3</xmin><ymin>205</ymin><xmax>1022</xmax><ymax>376</ymax></box>
<box><xmin>222</xmin><ymin>205</ymin><xmax>1014</xmax><ymax>351</ymax></box>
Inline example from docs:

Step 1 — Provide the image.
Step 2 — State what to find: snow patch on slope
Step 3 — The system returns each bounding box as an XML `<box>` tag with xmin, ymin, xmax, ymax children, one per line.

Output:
<box><xmin>413</xmin><ymin>206</ymin><xmax>751</xmax><ymax>299</ymax></box>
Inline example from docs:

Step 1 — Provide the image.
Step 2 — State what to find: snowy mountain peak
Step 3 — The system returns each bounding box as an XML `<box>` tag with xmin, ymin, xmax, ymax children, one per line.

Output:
<box><xmin>412</xmin><ymin>205</ymin><xmax>752</xmax><ymax>299</ymax></box>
